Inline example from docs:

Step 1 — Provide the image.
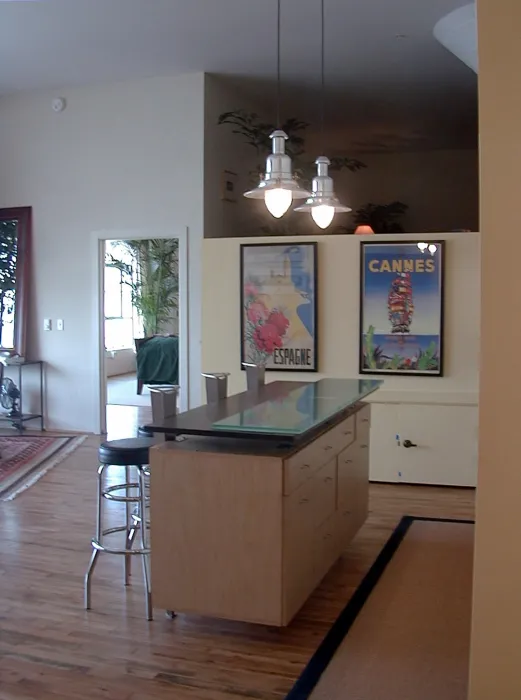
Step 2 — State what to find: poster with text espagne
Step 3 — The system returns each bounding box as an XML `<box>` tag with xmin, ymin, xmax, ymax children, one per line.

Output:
<box><xmin>360</xmin><ymin>242</ymin><xmax>444</xmax><ymax>376</ymax></box>
<box><xmin>240</xmin><ymin>243</ymin><xmax>318</xmax><ymax>371</ymax></box>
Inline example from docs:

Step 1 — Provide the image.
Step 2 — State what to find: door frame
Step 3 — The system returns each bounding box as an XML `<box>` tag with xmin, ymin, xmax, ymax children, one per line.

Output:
<box><xmin>92</xmin><ymin>227</ymin><xmax>190</xmax><ymax>434</ymax></box>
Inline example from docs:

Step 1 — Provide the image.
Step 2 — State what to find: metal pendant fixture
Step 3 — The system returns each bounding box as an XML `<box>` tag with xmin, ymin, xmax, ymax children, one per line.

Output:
<box><xmin>244</xmin><ymin>0</ymin><xmax>309</xmax><ymax>218</ymax></box>
<box><xmin>295</xmin><ymin>0</ymin><xmax>351</xmax><ymax>229</ymax></box>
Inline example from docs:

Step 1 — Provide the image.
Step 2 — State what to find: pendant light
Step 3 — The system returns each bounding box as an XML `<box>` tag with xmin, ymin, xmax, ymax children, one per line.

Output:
<box><xmin>295</xmin><ymin>0</ymin><xmax>351</xmax><ymax>229</ymax></box>
<box><xmin>244</xmin><ymin>0</ymin><xmax>310</xmax><ymax>218</ymax></box>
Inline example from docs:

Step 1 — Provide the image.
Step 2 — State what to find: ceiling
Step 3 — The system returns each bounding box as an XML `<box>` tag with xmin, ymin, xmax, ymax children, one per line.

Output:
<box><xmin>0</xmin><ymin>0</ymin><xmax>478</xmax><ymax>151</ymax></box>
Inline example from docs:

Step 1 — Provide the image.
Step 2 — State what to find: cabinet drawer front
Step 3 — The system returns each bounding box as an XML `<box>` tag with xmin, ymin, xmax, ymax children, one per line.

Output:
<box><xmin>356</xmin><ymin>404</ymin><xmax>371</xmax><ymax>443</ymax></box>
<box><xmin>337</xmin><ymin>441</ymin><xmax>370</xmax><ymax>512</ymax></box>
<box><xmin>284</xmin><ymin>459</ymin><xmax>337</xmax><ymax>538</ymax></box>
<box><xmin>284</xmin><ymin>415</ymin><xmax>355</xmax><ymax>494</ymax></box>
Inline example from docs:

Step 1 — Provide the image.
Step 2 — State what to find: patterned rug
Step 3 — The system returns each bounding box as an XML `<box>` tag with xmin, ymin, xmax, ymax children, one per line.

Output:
<box><xmin>0</xmin><ymin>434</ymin><xmax>87</xmax><ymax>501</ymax></box>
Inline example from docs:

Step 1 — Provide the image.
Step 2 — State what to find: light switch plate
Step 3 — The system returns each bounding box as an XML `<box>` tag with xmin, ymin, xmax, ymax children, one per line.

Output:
<box><xmin>44</xmin><ymin>319</ymin><xmax>52</xmax><ymax>331</ymax></box>
<box><xmin>56</xmin><ymin>319</ymin><xmax>64</xmax><ymax>331</ymax></box>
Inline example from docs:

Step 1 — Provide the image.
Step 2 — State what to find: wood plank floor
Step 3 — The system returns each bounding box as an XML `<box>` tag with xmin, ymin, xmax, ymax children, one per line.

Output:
<box><xmin>0</xmin><ymin>429</ymin><xmax>474</xmax><ymax>700</ymax></box>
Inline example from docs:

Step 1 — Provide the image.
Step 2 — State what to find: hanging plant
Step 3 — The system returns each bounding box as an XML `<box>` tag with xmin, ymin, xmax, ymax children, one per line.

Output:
<box><xmin>218</xmin><ymin>109</ymin><xmax>366</xmax><ymax>190</ymax></box>
<box><xmin>354</xmin><ymin>201</ymin><xmax>409</xmax><ymax>233</ymax></box>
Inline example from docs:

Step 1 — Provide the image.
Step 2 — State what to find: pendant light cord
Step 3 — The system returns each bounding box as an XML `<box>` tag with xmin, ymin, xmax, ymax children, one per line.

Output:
<box><xmin>320</xmin><ymin>0</ymin><xmax>325</xmax><ymax>153</ymax></box>
<box><xmin>276</xmin><ymin>0</ymin><xmax>281</xmax><ymax>128</ymax></box>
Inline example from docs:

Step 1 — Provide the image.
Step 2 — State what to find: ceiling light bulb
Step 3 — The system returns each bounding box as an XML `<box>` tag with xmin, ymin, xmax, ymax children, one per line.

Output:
<box><xmin>417</xmin><ymin>242</ymin><xmax>428</xmax><ymax>252</ymax></box>
<box><xmin>311</xmin><ymin>205</ymin><xmax>335</xmax><ymax>229</ymax></box>
<box><xmin>428</xmin><ymin>244</ymin><xmax>437</xmax><ymax>255</ymax></box>
<box><xmin>265</xmin><ymin>188</ymin><xmax>293</xmax><ymax>218</ymax></box>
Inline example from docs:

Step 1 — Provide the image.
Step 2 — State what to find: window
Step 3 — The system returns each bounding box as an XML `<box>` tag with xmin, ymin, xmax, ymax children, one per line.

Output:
<box><xmin>104</xmin><ymin>241</ymin><xmax>142</xmax><ymax>351</ymax></box>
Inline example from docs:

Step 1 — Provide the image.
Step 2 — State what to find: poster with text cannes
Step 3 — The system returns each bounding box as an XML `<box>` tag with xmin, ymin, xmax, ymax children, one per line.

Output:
<box><xmin>360</xmin><ymin>241</ymin><xmax>444</xmax><ymax>376</ymax></box>
<box><xmin>240</xmin><ymin>243</ymin><xmax>318</xmax><ymax>371</ymax></box>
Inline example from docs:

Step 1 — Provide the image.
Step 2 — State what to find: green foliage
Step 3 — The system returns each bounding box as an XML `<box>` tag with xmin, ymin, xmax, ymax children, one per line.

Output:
<box><xmin>416</xmin><ymin>341</ymin><xmax>438</xmax><ymax>371</ymax></box>
<box><xmin>364</xmin><ymin>325</ymin><xmax>381</xmax><ymax>369</ymax></box>
<box><xmin>218</xmin><ymin>109</ymin><xmax>366</xmax><ymax>190</ymax></box>
<box><xmin>354</xmin><ymin>201</ymin><xmax>408</xmax><ymax>233</ymax></box>
<box><xmin>0</xmin><ymin>220</ymin><xmax>18</xmax><ymax>347</ymax></box>
<box><xmin>106</xmin><ymin>239</ymin><xmax>179</xmax><ymax>338</ymax></box>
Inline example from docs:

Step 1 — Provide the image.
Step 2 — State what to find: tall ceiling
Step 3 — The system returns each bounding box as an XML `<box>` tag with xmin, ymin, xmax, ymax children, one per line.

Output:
<box><xmin>0</xmin><ymin>0</ymin><xmax>478</xmax><ymax>151</ymax></box>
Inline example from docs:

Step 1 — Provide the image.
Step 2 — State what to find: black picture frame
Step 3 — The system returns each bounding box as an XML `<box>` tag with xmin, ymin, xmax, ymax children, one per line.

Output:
<box><xmin>240</xmin><ymin>242</ymin><xmax>318</xmax><ymax>372</ymax></box>
<box><xmin>359</xmin><ymin>240</ymin><xmax>445</xmax><ymax>377</ymax></box>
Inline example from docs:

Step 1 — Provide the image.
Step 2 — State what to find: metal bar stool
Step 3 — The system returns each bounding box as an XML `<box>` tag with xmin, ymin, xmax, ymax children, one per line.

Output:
<box><xmin>84</xmin><ymin>438</ymin><xmax>155</xmax><ymax>620</ymax></box>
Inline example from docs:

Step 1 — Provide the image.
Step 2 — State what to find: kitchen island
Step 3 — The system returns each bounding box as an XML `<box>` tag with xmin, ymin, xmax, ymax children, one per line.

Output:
<box><xmin>148</xmin><ymin>378</ymin><xmax>381</xmax><ymax>626</ymax></box>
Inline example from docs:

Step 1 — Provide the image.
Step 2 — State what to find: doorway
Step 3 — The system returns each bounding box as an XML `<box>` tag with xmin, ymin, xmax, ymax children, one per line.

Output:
<box><xmin>95</xmin><ymin>230</ymin><xmax>189</xmax><ymax>436</ymax></box>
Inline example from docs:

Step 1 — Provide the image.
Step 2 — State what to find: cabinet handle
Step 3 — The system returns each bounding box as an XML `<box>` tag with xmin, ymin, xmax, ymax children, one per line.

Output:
<box><xmin>343</xmin><ymin>509</ymin><xmax>352</xmax><ymax>515</ymax></box>
<box><xmin>299</xmin><ymin>497</ymin><xmax>309</xmax><ymax>505</ymax></box>
<box><xmin>344</xmin><ymin>458</ymin><xmax>353</xmax><ymax>464</ymax></box>
<box><xmin>343</xmin><ymin>430</ymin><xmax>353</xmax><ymax>436</ymax></box>
<box><xmin>324</xmin><ymin>445</ymin><xmax>333</xmax><ymax>451</ymax></box>
<box><xmin>323</xmin><ymin>533</ymin><xmax>332</xmax><ymax>540</ymax></box>
<box><xmin>403</xmin><ymin>440</ymin><xmax>417</xmax><ymax>449</ymax></box>
<box><xmin>324</xmin><ymin>476</ymin><xmax>333</xmax><ymax>482</ymax></box>
<box><xmin>360</xmin><ymin>444</ymin><xmax>368</xmax><ymax>449</ymax></box>
<box><xmin>300</xmin><ymin>463</ymin><xmax>311</xmax><ymax>470</ymax></box>
<box><xmin>362</xmin><ymin>418</ymin><xmax>369</xmax><ymax>423</ymax></box>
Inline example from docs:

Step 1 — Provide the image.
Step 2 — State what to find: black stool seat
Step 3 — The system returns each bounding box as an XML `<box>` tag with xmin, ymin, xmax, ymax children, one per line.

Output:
<box><xmin>99</xmin><ymin>438</ymin><xmax>155</xmax><ymax>466</ymax></box>
<box><xmin>138</xmin><ymin>426</ymin><xmax>154</xmax><ymax>438</ymax></box>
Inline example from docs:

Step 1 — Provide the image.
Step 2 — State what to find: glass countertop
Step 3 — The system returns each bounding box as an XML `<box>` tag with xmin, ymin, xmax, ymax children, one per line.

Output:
<box><xmin>212</xmin><ymin>378</ymin><xmax>382</xmax><ymax>436</ymax></box>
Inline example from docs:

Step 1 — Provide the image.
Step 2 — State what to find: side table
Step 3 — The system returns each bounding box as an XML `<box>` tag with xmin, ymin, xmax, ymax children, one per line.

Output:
<box><xmin>0</xmin><ymin>360</ymin><xmax>45</xmax><ymax>432</ymax></box>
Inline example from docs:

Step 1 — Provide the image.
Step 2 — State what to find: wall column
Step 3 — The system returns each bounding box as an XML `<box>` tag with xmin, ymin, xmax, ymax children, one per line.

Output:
<box><xmin>469</xmin><ymin>0</ymin><xmax>521</xmax><ymax>697</ymax></box>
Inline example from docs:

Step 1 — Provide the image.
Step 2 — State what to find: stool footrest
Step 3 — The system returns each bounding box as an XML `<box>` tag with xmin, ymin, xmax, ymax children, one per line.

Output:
<box><xmin>91</xmin><ymin>538</ymin><xmax>151</xmax><ymax>556</ymax></box>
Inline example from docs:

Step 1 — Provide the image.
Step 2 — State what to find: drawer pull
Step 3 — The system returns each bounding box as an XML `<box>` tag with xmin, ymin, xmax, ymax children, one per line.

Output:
<box><xmin>324</xmin><ymin>445</ymin><xmax>334</xmax><ymax>451</ymax></box>
<box><xmin>324</xmin><ymin>476</ymin><xmax>333</xmax><ymax>482</ymax></box>
<box><xmin>343</xmin><ymin>509</ymin><xmax>352</xmax><ymax>515</ymax></box>
<box><xmin>343</xmin><ymin>429</ymin><xmax>353</xmax><ymax>436</ymax></box>
<box><xmin>360</xmin><ymin>444</ymin><xmax>368</xmax><ymax>449</ymax></box>
<box><xmin>300</xmin><ymin>463</ymin><xmax>311</xmax><ymax>470</ymax></box>
<box><xmin>344</xmin><ymin>458</ymin><xmax>353</xmax><ymax>464</ymax></box>
<box><xmin>361</xmin><ymin>418</ymin><xmax>369</xmax><ymax>423</ymax></box>
<box><xmin>323</xmin><ymin>533</ymin><xmax>333</xmax><ymax>540</ymax></box>
<box><xmin>299</xmin><ymin>497</ymin><xmax>309</xmax><ymax>505</ymax></box>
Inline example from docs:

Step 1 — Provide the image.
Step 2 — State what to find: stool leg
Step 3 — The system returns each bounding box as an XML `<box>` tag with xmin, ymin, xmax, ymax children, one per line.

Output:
<box><xmin>124</xmin><ymin>464</ymin><xmax>133</xmax><ymax>585</ymax></box>
<box><xmin>85</xmin><ymin>464</ymin><xmax>105</xmax><ymax>610</ymax></box>
<box><xmin>138</xmin><ymin>466</ymin><xmax>153</xmax><ymax>621</ymax></box>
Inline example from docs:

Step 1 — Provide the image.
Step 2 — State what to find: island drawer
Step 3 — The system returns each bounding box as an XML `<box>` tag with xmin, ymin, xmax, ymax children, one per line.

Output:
<box><xmin>283</xmin><ymin>414</ymin><xmax>355</xmax><ymax>494</ymax></box>
<box><xmin>283</xmin><ymin>458</ymin><xmax>337</xmax><ymax>538</ymax></box>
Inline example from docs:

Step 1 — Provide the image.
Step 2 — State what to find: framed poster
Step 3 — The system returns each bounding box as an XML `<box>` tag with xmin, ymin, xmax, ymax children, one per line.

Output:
<box><xmin>240</xmin><ymin>243</ymin><xmax>318</xmax><ymax>371</ymax></box>
<box><xmin>360</xmin><ymin>241</ymin><xmax>444</xmax><ymax>376</ymax></box>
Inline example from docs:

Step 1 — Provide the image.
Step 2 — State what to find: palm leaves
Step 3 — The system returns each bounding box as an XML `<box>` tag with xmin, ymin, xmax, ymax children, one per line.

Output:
<box><xmin>106</xmin><ymin>239</ymin><xmax>179</xmax><ymax>337</ymax></box>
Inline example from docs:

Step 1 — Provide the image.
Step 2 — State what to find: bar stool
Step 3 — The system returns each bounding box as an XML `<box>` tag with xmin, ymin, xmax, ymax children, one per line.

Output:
<box><xmin>84</xmin><ymin>438</ymin><xmax>155</xmax><ymax>620</ymax></box>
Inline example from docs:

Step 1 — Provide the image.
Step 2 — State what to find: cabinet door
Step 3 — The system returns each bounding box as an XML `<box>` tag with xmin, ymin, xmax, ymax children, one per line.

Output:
<box><xmin>337</xmin><ymin>441</ymin><xmax>369</xmax><ymax>547</ymax></box>
<box><xmin>396</xmin><ymin>404</ymin><xmax>478</xmax><ymax>486</ymax></box>
<box><xmin>370</xmin><ymin>403</ymin><xmax>478</xmax><ymax>487</ymax></box>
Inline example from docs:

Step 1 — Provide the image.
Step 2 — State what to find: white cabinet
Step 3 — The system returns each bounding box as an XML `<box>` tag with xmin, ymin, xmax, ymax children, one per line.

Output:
<box><xmin>370</xmin><ymin>402</ymin><xmax>478</xmax><ymax>487</ymax></box>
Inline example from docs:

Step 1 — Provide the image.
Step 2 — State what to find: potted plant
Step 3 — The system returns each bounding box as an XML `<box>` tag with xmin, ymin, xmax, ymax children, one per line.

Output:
<box><xmin>106</xmin><ymin>238</ymin><xmax>179</xmax><ymax>337</ymax></box>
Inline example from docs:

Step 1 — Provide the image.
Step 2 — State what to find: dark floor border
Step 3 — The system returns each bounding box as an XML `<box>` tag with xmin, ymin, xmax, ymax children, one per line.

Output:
<box><xmin>284</xmin><ymin>515</ymin><xmax>475</xmax><ymax>700</ymax></box>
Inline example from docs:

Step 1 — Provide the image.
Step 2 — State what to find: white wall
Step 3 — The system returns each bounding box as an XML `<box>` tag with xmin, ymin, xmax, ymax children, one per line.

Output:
<box><xmin>0</xmin><ymin>73</ymin><xmax>205</xmax><ymax>431</ymax></box>
<box><xmin>106</xmin><ymin>349</ymin><xmax>135</xmax><ymax>378</ymax></box>
<box><xmin>202</xmin><ymin>232</ymin><xmax>480</xmax><ymax>486</ymax></box>
<box><xmin>202</xmin><ymin>232</ymin><xmax>479</xmax><ymax>395</ymax></box>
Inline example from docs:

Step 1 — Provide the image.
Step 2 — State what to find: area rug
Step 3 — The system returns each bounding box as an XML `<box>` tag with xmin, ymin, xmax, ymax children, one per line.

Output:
<box><xmin>0</xmin><ymin>434</ymin><xmax>87</xmax><ymax>501</ymax></box>
<box><xmin>286</xmin><ymin>516</ymin><xmax>474</xmax><ymax>700</ymax></box>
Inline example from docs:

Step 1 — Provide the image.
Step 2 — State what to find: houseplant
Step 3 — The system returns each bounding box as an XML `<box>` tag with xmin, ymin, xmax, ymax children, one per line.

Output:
<box><xmin>106</xmin><ymin>238</ymin><xmax>179</xmax><ymax>337</ymax></box>
<box><xmin>354</xmin><ymin>201</ymin><xmax>408</xmax><ymax>233</ymax></box>
<box><xmin>217</xmin><ymin>110</ymin><xmax>366</xmax><ymax>190</ymax></box>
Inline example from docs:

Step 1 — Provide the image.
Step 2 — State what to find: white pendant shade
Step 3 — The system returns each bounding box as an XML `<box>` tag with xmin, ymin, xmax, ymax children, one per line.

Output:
<box><xmin>311</xmin><ymin>205</ymin><xmax>335</xmax><ymax>229</ymax></box>
<box><xmin>295</xmin><ymin>156</ymin><xmax>351</xmax><ymax>229</ymax></box>
<box><xmin>244</xmin><ymin>130</ymin><xmax>310</xmax><ymax>217</ymax></box>
<box><xmin>265</xmin><ymin>188</ymin><xmax>293</xmax><ymax>218</ymax></box>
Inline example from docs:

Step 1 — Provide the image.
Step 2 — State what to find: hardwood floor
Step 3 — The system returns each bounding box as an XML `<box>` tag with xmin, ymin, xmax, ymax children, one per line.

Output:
<box><xmin>0</xmin><ymin>434</ymin><xmax>475</xmax><ymax>700</ymax></box>
<box><xmin>106</xmin><ymin>404</ymin><xmax>152</xmax><ymax>439</ymax></box>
